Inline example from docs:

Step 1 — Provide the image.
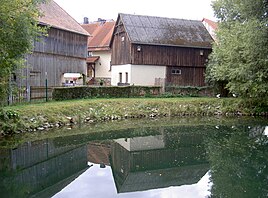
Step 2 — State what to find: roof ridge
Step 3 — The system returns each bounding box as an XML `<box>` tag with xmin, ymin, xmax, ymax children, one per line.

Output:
<box><xmin>39</xmin><ymin>0</ymin><xmax>89</xmax><ymax>36</ymax></box>
<box><xmin>119</xmin><ymin>13</ymin><xmax>202</xmax><ymax>22</ymax></box>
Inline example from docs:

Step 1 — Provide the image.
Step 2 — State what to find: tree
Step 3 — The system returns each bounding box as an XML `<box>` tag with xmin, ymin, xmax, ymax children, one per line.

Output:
<box><xmin>0</xmin><ymin>0</ymin><xmax>46</xmax><ymax>105</ymax></box>
<box><xmin>206</xmin><ymin>0</ymin><xmax>268</xmax><ymax>98</ymax></box>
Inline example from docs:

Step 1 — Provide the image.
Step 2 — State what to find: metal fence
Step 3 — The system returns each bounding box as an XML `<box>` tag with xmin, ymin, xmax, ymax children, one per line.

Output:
<box><xmin>6</xmin><ymin>86</ymin><xmax>53</xmax><ymax>105</ymax></box>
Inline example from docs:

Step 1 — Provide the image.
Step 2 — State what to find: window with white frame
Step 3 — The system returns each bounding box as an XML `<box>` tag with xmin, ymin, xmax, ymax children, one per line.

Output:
<box><xmin>171</xmin><ymin>69</ymin><xmax>181</xmax><ymax>75</ymax></box>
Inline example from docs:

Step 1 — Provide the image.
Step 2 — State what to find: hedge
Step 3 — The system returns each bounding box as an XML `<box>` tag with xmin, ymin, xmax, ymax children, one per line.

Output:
<box><xmin>52</xmin><ymin>86</ymin><xmax>161</xmax><ymax>100</ymax></box>
<box><xmin>165</xmin><ymin>86</ymin><xmax>214</xmax><ymax>97</ymax></box>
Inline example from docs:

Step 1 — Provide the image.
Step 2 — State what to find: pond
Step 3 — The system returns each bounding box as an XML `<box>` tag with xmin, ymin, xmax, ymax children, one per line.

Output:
<box><xmin>0</xmin><ymin>117</ymin><xmax>267</xmax><ymax>198</ymax></box>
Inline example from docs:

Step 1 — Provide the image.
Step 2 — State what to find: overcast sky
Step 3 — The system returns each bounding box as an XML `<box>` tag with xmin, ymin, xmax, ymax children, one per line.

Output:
<box><xmin>54</xmin><ymin>0</ymin><xmax>216</xmax><ymax>23</ymax></box>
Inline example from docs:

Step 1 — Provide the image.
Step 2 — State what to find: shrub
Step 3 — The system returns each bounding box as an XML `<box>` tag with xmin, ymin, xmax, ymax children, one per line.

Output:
<box><xmin>165</xmin><ymin>86</ymin><xmax>214</xmax><ymax>97</ymax></box>
<box><xmin>52</xmin><ymin>86</ymin><xmax>161</xmax><ymax>101</ymax></box>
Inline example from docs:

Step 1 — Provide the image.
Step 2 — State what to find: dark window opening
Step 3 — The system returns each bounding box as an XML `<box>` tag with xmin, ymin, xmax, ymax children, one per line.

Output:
<box><xmin>125</xmin><ymin>72</ymin><xmax>128</xmax><ymax>83</ymax></box>
<box><xmin>171</xmin><ymin>69</ymin><xmax>181</xmax><ymax>75</ymax></box>
<box><xmin>119</xmin><ymin>72</ymin><xmax>122</xmax><ymax>83</ymax></box>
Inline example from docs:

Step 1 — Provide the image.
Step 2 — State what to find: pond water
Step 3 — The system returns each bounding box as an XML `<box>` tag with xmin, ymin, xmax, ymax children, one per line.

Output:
<box><xmin>0</xmin><ymin>117</ymin><xmax>267</xmax><ymax>198</ymax></box>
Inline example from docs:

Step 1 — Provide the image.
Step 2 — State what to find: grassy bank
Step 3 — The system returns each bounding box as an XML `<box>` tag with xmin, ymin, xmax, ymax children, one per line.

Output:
<box><xmin>1</xmin><ymin>97</ymin><xmax>267</xmax><ymax>136</ymax></box>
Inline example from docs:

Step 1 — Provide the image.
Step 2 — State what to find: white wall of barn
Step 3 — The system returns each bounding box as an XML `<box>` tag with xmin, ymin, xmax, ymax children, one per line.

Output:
<box><xmin>111</xmin><ymin>64</ymin><xmax>166</xmax><ymax>86</ymax></box>
<box><xmin>111</xmin><ymin>64</ymin><xmax>132</xmax><ymax>85</ymax></box>
<box><xmin>131</xmin><ymin>65</ymin><xmax>166</xmax><ymax>86</ymax></box>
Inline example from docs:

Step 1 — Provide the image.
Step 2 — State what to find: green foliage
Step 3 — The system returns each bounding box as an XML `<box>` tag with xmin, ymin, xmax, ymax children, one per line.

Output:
<box><xmin>52</xmin><ymin>86</ymin><xmax>161</xmax><ymax>100</ymax></box>
<box><xmin>165</xmin><ymin>86</ymin><xmax>214</xmax><ymax>97</ymax></box>
<box><xmin>206</xmin><ymin>0</ymin><xmax>268</xmax><ymax>99</ymax></box>
<box><xmin>205</xmin><ymin>125</ymin><xmax>268</xmax><ymax>197</ymax></box>
<box><xmin>0</xmin><ymin>109</ymin><xmax>21</xmax><ymax>135</ymax></box>
<box><xmin>0</xmin><ymin>0</ymin><xmax>47</xmax><ymax>102</ymax></box>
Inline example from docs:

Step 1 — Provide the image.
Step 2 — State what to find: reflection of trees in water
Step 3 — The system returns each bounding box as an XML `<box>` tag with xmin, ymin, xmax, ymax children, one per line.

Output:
<box><xmin>205</xmin><ymin>126</ymin><xmax>268</xmax><ymax>198</ymax></box>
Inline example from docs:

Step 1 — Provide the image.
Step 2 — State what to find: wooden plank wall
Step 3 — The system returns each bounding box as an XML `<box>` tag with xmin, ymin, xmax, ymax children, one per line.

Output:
<box><xmin>34</xmin><ymin>28</ymin><xmax>87</xmax><ymax>59</ymax></box>
<box><xmin>111</xmin><ymin>22</ymin><xmax>132</xmax><ymax>65</ymax></box>
<box><xmin>25</xmin><ymin>53</ymin><xmax>86</xmax><ymax>86</ymax></box>
<box><xmin>131</xmin><ymin>44</ymin><xmax>211</xmax><ymax>67</ymax></box>
<box><xmin>22</xmin><ymin>28</ymin><xmax>88</xmax><ymax>87</ymax></box>
<box><xmin>166</xmin><ymin>66</ymin><xmax>206</xmax><ymax>86</ymax></box>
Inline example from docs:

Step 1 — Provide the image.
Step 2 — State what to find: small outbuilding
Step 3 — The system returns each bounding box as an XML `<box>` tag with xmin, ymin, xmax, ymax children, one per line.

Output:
<box><xmin>110</xmin><ymin>13</ymin><xmax>213</xmax><ymax>87</ymax></box>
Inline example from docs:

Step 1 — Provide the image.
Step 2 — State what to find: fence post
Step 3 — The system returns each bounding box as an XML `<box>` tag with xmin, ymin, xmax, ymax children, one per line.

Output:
<box><xmin>8</xmin><ymin>75</ymin><xmax>12</xmax><ymax>105</ymax></box>
<box><xmin>45</xmin><ymin>72</ymin><xmax>48</xmax><ymax>102</ymax></box>
<box><xmin>27</xmin><ymin>86</ymin><xmax>31</xmax><ymax>102</ymax></box>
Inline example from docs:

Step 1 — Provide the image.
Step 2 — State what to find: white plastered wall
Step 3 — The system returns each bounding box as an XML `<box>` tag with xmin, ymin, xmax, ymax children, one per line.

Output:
<box><xmin>131</xmin><ymin>65</ymin><xmax>166</xmax><ymax>86</ymax></box>
<box><xmin>111</xmin><ymin>64</ymin><xmax>166</xmax><ymax>86</ymax></box>
<box><xmin>92</xmin><ymin>51</ymin><xmax>111</xmax><ymax>78</ymax></box>
<box><xmin>111</xmin><ymin>64</ymin><xmax>132</xmax><ymax>85</ymax></box>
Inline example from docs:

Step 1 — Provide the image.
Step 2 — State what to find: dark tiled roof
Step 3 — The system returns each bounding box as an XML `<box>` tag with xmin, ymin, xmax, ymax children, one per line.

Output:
<box><xmin>39</xmin><ymin>0</ymin><xmax>89</xmax><ymax>36</ymax></box>
<box><xmin>119</xmin><ymin>13</ymin><xmax>213</xmax><ymax>48</ymax></box>
<box><xmin>81</xmin><ymin>21</ymin><xmax>115</xmax><ymax>51</ymax></box>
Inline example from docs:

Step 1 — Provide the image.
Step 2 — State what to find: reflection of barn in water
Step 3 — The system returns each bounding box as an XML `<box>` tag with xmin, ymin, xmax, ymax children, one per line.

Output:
<box><xmin>0</xmin><ymin>139</ymin><xmax>88</xmax><ymax>198</ymax></box>
<box><xmin>110</xmin><ymin>129</ymin><xmax>209</xmax><ymax>193</ymax></box>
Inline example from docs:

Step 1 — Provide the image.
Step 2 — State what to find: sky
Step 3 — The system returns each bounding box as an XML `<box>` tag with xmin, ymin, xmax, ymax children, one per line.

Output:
<box><xmin>53</xmin><ymin>162</ymin><xmax>211</xmax><ymax>198</ymax></box>
<box><xmin>54</xmin><ymin>0</ymin><xmax>216</xmax><ymax>23</ymax></box>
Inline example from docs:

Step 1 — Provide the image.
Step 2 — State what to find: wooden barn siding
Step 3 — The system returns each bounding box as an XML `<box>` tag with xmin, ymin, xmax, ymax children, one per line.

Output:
<box><xmin>166</xmin><ymin>66</ymin><xmax>206</xmax><ymax>86</ymax></box>
<box><xmin>131</xmin><ymin>44</ymin><xmax>211</xmax><ymax>67</ymax></box>
<box><xmin>111</xmin><ymin>25</ymin><xmax>132</xmax><ymax>65</ymax></box>
<box><xmin>22</xmin><ymin>28</ymin><xmax>88</xmax><ymax>87</ymax></box>
<box><xmin>130</xmin><ymin>44</ymin><xmax>210</xmax><ymax>86</ymax></box>
<box><xmin>25</xmin><ymin>53</ymin><xmax>86</xmax><ymax>87</ymax></box>
<box><xmin>34</xmin><ymin>28</ymin><xmax>88</xmax><ymax>58</ymax></box>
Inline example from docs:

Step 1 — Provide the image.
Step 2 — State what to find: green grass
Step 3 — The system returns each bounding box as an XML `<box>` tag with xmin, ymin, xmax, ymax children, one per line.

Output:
<box><xmin>0</xmin><ymin>97</ymin><xmax>267</xmax><ymax>136</ymax></box>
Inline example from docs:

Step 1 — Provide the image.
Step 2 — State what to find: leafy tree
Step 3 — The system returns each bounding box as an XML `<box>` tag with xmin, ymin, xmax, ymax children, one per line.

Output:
<box><xmin>206</xmin><ymin>0</ymin><xmax>268</xmax><ymax>98</ymax></box>
<box><xmin>0</xmin><ymin>0</ymin><xmax>46</xmax><ymax>105</ymax></box>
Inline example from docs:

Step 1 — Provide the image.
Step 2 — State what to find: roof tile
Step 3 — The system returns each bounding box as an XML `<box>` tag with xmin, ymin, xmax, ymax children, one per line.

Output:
<box><xmin>119</xmin><ymin>13</ymin><xmax>213</xmax><ymax>48</ymax></box>
<box><xmin>39</xmin><ymin>0</ymin><xmax>89</xmax><ymax>36</ymax></box>
<box><xmin>81</xmin><ymin>21</ymin><xmax>115</xmax><ymax>51</ymax></box>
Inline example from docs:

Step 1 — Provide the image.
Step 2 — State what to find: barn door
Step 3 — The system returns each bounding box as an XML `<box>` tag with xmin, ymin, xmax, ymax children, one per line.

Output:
<box><xmin>29</xmin><ymin>71</ymin><xmax>41</xmax><ymax>87</ymax></box>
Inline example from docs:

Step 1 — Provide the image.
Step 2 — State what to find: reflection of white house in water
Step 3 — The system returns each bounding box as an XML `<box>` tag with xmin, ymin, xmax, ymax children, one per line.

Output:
<box><xmin>111</xmin><ymin>133</ymin><xmax>209</xmax><ymax>193</ymax></box>
<box><xmin>115</xmin><ymin>135</ymin><xmax>165</xmax><ymax>151</ymax></box>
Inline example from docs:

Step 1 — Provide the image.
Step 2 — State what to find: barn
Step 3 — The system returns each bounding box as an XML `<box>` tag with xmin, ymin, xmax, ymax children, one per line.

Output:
<box><xmin>20</xmin><ymin>0</ymin><xmax>89</xmax><ymax>89</ymax></box>
<box><xmin>110</xmin><ymin>13</ymin><xmax>213</xmax><ymax>87</ymax></box>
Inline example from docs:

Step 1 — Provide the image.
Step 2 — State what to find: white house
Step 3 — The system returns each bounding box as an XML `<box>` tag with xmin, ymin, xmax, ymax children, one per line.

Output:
<box><xmin>81</xmin><ymin>18</ymin><xmax>115</xmax><ymax>85</ymax></box>
<box><xmin>202</xmin><ymin>18</ymin><xmax>218</xmax><ymax>41</ymax></box>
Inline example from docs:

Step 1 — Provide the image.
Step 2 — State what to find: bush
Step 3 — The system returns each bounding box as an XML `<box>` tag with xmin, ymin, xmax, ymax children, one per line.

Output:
<box><xmin>52</xmin><ymin>86</ymin><xmax>161</xmax><ymax>101</ymax></box>
<box><xmin>165</xmin><ymin>86</ymin><xmax>214</xmax><ymax>97</ymax></box>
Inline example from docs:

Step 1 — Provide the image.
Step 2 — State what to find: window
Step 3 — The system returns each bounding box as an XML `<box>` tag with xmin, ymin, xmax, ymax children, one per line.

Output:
<box><xmin>88</xmin><ymin>51</ymin><xmax>93</xmax><ymax>57</ymax></box>
<box><xmin>119</xmin><ymin>72</ymin><xmax>122</xmax><ymax>83</ymax></box>
<box><xmin>125</xmin><ymin>72</ymin><xmax>128</xmax><ymax>83</ymax></box>
<box><xmin>171</xmin><ymin>69</ymin><xmax>181</xmax><ymax>75</ymax></box>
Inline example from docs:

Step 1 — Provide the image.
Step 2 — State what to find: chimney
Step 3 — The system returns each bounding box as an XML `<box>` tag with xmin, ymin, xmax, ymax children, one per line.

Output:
<box><xmin>97</xmin><ymin>18</ymin><xmax>106</xmax><ymax>25</ymax></box>
<box><xmin>84</xmin><ymin>17</ymin><xmax>89</xmax><ymax>24</ymax></box>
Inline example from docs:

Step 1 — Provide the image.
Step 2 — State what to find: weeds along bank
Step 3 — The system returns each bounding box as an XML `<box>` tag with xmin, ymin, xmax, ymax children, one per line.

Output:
<box><xmin>0</xmin><ymin>97</ymin><xmax>267</xmax><ymax>136</ymax></box>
